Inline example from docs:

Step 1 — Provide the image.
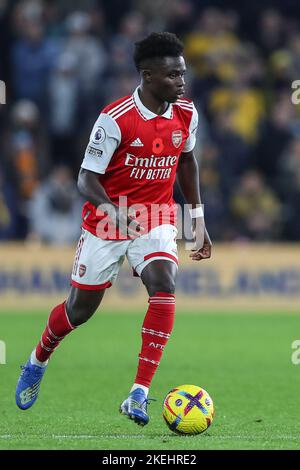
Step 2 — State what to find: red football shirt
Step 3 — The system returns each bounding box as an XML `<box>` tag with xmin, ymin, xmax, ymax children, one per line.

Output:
<box><xmin>81</xmin><ymin>87</ymin><xmax>198</xmax><ymax>239</ymax></box>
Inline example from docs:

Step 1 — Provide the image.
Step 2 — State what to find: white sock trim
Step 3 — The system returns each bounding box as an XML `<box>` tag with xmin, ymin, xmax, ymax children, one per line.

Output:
<box><xmin>30</xmin><ymin>350</ymin><xmax>49</xmax><ymax>368</ymax></box>
<box><xmin>130</xmin><ymin>383</ymin><xmax>149</xmax><ymax>396</ymax></box>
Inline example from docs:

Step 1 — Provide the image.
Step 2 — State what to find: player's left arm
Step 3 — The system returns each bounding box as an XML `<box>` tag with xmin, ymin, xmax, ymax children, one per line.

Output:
<box><xmin>177</xmin><ymin>149</ymin><xmax>212</xmax><ymax>261</ymax></box>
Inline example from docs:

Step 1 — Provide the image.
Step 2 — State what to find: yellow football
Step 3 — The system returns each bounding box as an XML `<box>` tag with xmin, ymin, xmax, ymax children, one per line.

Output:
<box><xmin>162</xmin><ymin>384</ymin><xmax>214</xmax><ymax>435</ymax></box>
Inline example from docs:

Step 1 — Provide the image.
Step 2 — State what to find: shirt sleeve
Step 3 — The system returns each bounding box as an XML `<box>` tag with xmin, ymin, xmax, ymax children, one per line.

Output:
<box><xmin>81</xmin><ymin>113</ymin><xmax>121</xmax><ymax>174</ymax></box>
<box><xmin>182</xmin><ymin>104</ymin><xmax>198</xmax><ymax>153</ymax></box>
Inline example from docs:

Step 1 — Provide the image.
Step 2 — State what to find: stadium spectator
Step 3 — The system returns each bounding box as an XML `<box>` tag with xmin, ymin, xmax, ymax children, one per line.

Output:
<box><xmin>164</xmin><ymin>0</ymin><xmax>195</xmax><ymax>38</ymax></box>
<box><xmin>198</xmin><ymin>143</ymin><xmax>228</xmax><ymax>240</ymax></box>
<box><xmin>63</xmin><ymin>11</ymin><xmax>107</xmax><ymax>95</ymax></box>
<box><xmin>0</xmin><ymin>166</ymin><xmax>18</xmax><ymax>240</ymax></box>
<box><xmin>48</xmin><ymin>52</ymin><xmax>80</xmax><ymax>165</ymax></box>
<box><xmin>257</xmin><ymin>9</ymin><xmax>286</xmax><ymax>59</ymax></box>
<box><xmin>28</xmin><ymin>165</ymin><xmax>82</xmax><ymax>244</ymax></box>
<box><xmin>184</xmin><ymin>8</ymin><xmax>241</xmax><ymax>83</ymax></box>
<box><xmin>4</xmin><ymin>99</ymin><xmax>49</xmax><ymax>190</ymax></box>
<box><xmin>208</xmin><ymin>45</ymin><xmax>265</xmax><ymax>143</ymax></box>
<box><xmin>277</xmin><ymin>137</ymin><xmax>300</xmax><ymax>240</ymax></box>
<box><xmin>108</xmin><ymin>11</ymin><xmax>146</xmax><ymax>74</ymax></box>
<box><xmin>211</xmin><ymin>109</ymin><xmax>252</xmax><ymax>197</ymax></box>
<box><xmin>230</xmin><ymin>170</ymin><xmax>282</xmax><ymax>240</ymax></box>
<box><xmin>255</xmin><ymin>93</ymin><xmax>295</xmax><ymax>188</ymax></box>
<box><xmin>11</xmin><ymin>1</ymin><xmax>59</xmax><ymax>109</ymax></box>
<box><xmin>1</xmin><ymin>100</ymin><xmax>50</xmax><ymax>237</ymax></box>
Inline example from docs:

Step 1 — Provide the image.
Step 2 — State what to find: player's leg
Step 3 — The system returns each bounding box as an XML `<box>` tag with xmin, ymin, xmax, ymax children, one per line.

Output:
<box><xmin>66</xmin><ymin>285</ymin><xmax>105</xmax><ymax>326</ymax></box>
<box><xmin>32</xmin><ymin>286</ymin><xmax>105</xmax><ymax>363</ymax></box>
<box><xmin>34</xmin><ymin>286</ymin><xmax>106</xmax><ymax>362</ymax></box>
<box><xmin>120</xmin><ymin>260</ymin><xmax>177</xmax><ymax>425</ymax></box>
<box><xmin>140</xmin><ymin>258</ymin><xmax>177</xmax><ymax>296</ymax></box>
<box><xmin>15</xmin><ymin>287</ymin><xmax>106</xmax><ymax>411</ymax></box>
<box><xmin>16</xmin><ymin>229</ymin><xmax>125</xmax><ymax>410</ymax></box>
<box><xmin>136</xmin><ymin>260</ymin><xmax>177</xmax><ymax>386</ymax></box>
<box><xmin>120</xmin><ymin>224</ymin><xmax>178</xmax><ymax>425</ymax></box>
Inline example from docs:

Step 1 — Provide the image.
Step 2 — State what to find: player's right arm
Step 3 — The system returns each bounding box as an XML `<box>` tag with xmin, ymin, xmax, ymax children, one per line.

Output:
<box><xmin>77</xmin><ymin>168</ymin><xmax>116</xmax><ymax>213</ymax></box>
<box><xmin>78</xmin><ymin>113</ymin><xmax>143</xmax><ymax>238</ymax></box>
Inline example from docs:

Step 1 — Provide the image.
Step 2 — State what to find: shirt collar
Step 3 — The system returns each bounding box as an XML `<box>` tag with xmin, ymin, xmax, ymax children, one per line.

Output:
<box><xmin>133</xmin><ymin>87</ymin><xmax>173</xmax><ymax>120</ymax></box>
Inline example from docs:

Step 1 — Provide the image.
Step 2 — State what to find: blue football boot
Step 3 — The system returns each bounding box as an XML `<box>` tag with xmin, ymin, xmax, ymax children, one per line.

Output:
<box><xmin>119</xmin><ymin>388</ymin><xmax>154</xmax><ymax>426</ymax></box>
<box><xmin>15</xmin><ymin>359</ymin><xmax>47</xmax><ymax>410</ymax></box>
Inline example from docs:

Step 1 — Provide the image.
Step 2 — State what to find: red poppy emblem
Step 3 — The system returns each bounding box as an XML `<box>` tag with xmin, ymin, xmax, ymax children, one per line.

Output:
<box><xmin>152</xmin><ymin>137</ymin><xmax>164</xmax><ymax>155</ymax></box>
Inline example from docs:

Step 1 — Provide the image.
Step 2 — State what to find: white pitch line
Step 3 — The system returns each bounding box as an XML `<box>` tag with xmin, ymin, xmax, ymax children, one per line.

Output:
<box><xmin>52</xmin><ymin>434</ymin><xmax>147</xmax><ymax>440</ymax></box>
<box><xmin>1</xmin><ymin>434</ymin><xmax>300</xmax><ymax>442</ymax></box>
<box><xmin>0</xmin><ymin>434</ymin><xmax>146</xmax><ymax>440</ymax></box>
<box><xmin>207</xmin><ymin>435</ymin><xmax>300</xmax><ymax>441</ymax></box>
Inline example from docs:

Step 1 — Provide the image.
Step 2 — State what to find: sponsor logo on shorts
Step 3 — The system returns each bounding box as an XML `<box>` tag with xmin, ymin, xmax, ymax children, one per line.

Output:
<box><xmin>87</xmin><ymin>145</ymin><xmax>103</xmax><ymax>158</ymax></box>
<box><xmin>79</xmin><ymin>264</ymin><xmax>87</xmax><ymax>277</ymax></box>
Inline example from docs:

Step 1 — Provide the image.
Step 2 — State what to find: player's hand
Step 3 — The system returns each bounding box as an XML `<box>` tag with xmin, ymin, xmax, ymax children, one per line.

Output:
<box><xmin>189</xmin><ymin>223</ymin><xmax>212</xmax><ymax>261</ymax></box>
<box><xmin>115</xmin><ymin>206</ymin><xmax>145</xmax><ymax>239</ymax></box>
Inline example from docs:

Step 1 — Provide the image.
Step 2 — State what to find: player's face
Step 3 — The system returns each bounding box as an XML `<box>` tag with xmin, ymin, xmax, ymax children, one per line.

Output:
<box><xmin>149</xmin><ymin>56</ymin><xmax>186</xmax><ymax>103</ymax></box>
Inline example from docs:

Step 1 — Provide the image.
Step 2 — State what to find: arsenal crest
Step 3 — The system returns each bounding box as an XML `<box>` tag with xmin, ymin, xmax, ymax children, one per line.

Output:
<box><xmin>79</xmin><ymin>264</ymin><xmax>87</xmax><ymax>277</ymax></box>
<box><xmin>172</xmin><ymin>130</ymin><xmax>183</xmax><ymax>148</ymax></box>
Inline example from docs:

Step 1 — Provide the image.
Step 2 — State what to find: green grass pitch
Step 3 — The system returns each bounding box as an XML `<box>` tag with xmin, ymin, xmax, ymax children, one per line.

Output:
<box><xmin>1</xmin><ymin>311</ymin><xmax>300</xmax><ymax>450</ymax></box>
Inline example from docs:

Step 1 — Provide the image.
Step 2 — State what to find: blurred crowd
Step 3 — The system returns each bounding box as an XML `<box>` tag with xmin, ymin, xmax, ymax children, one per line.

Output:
<box><xmin>0</xmin><ymin>0</ymin><xmax>300</xmax><ymax>244</ymax></box>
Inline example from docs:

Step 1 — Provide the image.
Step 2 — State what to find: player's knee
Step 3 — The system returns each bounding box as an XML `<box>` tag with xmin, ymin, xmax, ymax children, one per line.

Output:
<box><xmin>142</xmin><ymin>260</ymin><xmax>177</xmax><ymax>297</ymax></box>
<box><xmin>68</xmin><ymin>307</ymin><xmax>93</xmax><ymax>326</ymax></box>
<box><xmin>66</xmin><ymin>300</ymin><xmax>97</xmax><ymax>326</ymax></box>
<box><xmin>148</xmin><ymin>279</ymin><xmax>176</xmax><ymax>297</ymax></box>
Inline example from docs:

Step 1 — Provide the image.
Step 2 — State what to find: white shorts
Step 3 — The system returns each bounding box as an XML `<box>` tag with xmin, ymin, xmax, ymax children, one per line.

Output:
<box><xmin>71</xmin><ymin>224</ymin><xmax>178</xmax><ymax>290</ymax></box>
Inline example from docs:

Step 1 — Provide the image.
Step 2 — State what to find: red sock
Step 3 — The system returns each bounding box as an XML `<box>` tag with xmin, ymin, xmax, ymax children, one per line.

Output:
<box><xmin>35</xmin><ymin>302</ymin><xmax>75</xmax><ymax>362</ymax></box>
<box><xmin>135</xmin><ymin>292</ymin><xmax>175</xmax><ymax>387</ymax></box>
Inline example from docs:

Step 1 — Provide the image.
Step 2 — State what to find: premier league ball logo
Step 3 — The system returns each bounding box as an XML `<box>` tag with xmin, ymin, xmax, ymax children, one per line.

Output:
<box><xmin>92</xmin><ymin>126</ymin><xmax>106</xmax><ymax>144</ymax></box>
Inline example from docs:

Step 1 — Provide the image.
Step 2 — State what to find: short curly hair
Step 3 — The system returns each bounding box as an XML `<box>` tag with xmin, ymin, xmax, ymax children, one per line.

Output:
<box><xmin>134</xmin><ymin>32</ymin><xmax>184</xmax><ymax>71</ymax></box>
